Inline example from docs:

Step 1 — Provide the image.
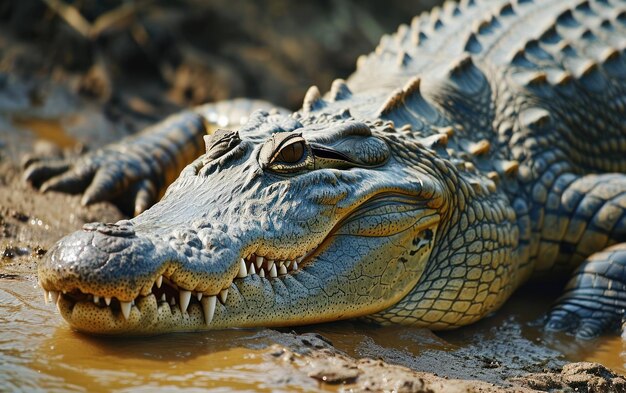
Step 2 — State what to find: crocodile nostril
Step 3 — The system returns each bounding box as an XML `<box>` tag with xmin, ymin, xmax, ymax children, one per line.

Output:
<box><xmin>82</xmin><ymin>222</ymin><xmax>136</xmax><ymax>238</ymax></box>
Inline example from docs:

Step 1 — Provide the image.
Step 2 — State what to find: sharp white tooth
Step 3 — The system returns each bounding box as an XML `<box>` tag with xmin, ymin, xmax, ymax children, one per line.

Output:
<box><xmin>43</xmin><ymin>290</ymin><xmax>49</xmax><ymax>304</ymax></box>
<box><xmin>270</xmin><ymin>264</ymin><xmax>277</xmax><ymax>278</ymax></box>
<box><xmin>279</xmin><ymin>264</ymin><xmax>288</xmax><ymax>275</ymax></box>
<box><xmin>259</xmin><ymin>269</ymin><xmax>265</xmax><ymax>278</ymax></box>
<box><xmin>201</xmin><ymin>296</ymin><xmax>217</xmax><ymax>325</ymax></box>
<box><xmin>249</xmin><ymin>263</ymin><xmax>256</xmax><ymax>275</ymax></box>
<box><xmin>160</xmin><ymin>294</ymin><xmax>166</xmax><ymax>302</ymax></box>
<box><xmin>56</xmin><ymin>300</ymin><xmax>62</xmax><ymax>313</ymax></box>
<box><xmin>292</xmin><ymin>261</ymin><xmax>298</xmax><ymax>270</ymax></box>
<box><xmin>179</xmin><ymin>290</ymin><xmax>191</xmax><ymax>313</ymax></box>
<box><xmin>219</xmin><ymin>289</ymin><xmax>228</xmax><ymax>304</ymax></box>
<box><xmin>105</xmin><ymin>297</ymin><xmax>112</xmax><ymax>306</ymax></box>
<box><xmin>94</xmin><ymin>296</ymin><xmax>100</xmax><ymax>304</ymax></box>
<box><xmin>297</xmin><ymin>256</ymin><xmax>304</xmax><ymax>263</ymax></box>
<box><xmin>268</xmin><ymin>260</ymin><xmax>275</xmax><ymax>271</ymax></box>
<box><xmin>196</xmin><ymin>292</ymin><xmax>203</xmax><ymax>301</ymax></box>
<box><xmin>120</xmin><ymin>301</ymin><xmax>132</xmax><ymax>320</ymax></box>
<box><xmin>255</xmin><ymin>256</ymin><xmax>264</xmax><ymax>268</ymax></box>
<box><xmin>285</xmin><ymin>260</ymin><xmax>293</xmax><ymax>268</ymax></box>
<box><xmin>170</xmin><ymin>297</ymin><xmax>176</xmax><ymax>306</ymax></box>
<box><xmin>156</xmin><ymin>275</ymin><xmax>163</xmax><ymax>288</ymax></box>
<box><xmin>49</xmin><ymin>291</ymin><xmax>59</xmax><ymax>304</ymax></box>
<box><xmin>237</xmin><ymin>259</ymin><xmax>248</xmax><ymax>278</ymax></box>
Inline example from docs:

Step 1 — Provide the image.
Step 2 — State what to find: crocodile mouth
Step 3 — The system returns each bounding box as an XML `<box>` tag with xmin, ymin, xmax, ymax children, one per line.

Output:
<box><xmin>39</xmin><ymin>189</ymin><xmax>439</xmax><ymax>335</ymax></box>
<box><xmin>41</xmin><ymin>251</ymin><xmax>309</xmax><ymax>331</ymax></box>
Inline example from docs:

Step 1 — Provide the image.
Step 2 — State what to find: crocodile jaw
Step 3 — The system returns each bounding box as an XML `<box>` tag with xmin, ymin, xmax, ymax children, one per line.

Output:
<box><xmin>41</xmin><ymin>209</ymin><xmax>440</xmax><ymax>336</ymax></box>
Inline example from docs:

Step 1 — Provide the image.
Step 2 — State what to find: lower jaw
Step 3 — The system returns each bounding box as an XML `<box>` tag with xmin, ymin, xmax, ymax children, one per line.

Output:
<box><xmin>58</xmin><ymin>295</ymin><xmax>225</xmax><ymax>336</ymax></box>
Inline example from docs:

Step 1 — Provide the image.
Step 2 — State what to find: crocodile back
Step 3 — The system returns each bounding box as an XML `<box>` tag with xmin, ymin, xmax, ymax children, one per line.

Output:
<box><xmin>340</xmin><ymin>0</ymin><xmax>626</xmax><ymax>176</ymax></box>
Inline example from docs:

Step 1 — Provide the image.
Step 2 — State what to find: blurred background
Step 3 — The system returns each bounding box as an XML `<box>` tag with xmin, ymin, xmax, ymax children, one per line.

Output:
<box><xmin>0</xmin><ymin>0</ymin><xmax>438</xmax><ymax>116</ymax></box>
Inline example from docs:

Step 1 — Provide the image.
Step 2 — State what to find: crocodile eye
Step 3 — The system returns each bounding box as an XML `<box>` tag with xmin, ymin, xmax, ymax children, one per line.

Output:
<box><xmin>259</xmin><ymin>132</ymin><xmax>314</xmax><ymax>173</ymax></box>
<box><xmin>275</xmin><ymin>140</ymin><xmax>304</xmax><ymax>164</ymax></box>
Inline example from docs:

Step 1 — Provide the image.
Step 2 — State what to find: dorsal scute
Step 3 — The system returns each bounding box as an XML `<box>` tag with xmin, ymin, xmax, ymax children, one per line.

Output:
<box><xmin>444</xmin><ymin>54</ymin><xmax>488</xmax><ymax>95</ymax></box>
<box><xmin>302</xmin><ymin>86</ymin><xmax>326</xmax><ymax>112</ymax></box>
<box><xmin>377</xmin><ymin>88</ymin><xmax>407</xmax><ymax>117</ymax></box>
<box><xmin>329</xmin><ymin>79</ymin><xmax>353</xmax><ymax>101</ymax></box>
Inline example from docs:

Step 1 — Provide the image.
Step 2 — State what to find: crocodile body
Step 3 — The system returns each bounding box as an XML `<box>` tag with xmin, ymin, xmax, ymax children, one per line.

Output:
<box><xmin>31</xmin><ymin>0</ymin><xmax>626</xmax><ymax>336</ymax></box>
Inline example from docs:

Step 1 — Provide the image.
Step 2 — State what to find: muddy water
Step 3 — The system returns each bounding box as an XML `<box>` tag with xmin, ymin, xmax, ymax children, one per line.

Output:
<box><xmin>1</xmin><ymin>271</ymin><xmax>625</xmax><ymax>392</ymax></box>
<box><xmin>0</xmin><ymin>277</ymin><xmax>331</xmax><ymax>392</ymax></box>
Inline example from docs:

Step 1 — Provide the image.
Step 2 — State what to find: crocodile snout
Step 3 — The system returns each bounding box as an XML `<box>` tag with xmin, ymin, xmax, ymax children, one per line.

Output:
<box><xmin>39</xmin><ymin>220</ymin><xmax>159</xmax><ymax>301</ymax></box>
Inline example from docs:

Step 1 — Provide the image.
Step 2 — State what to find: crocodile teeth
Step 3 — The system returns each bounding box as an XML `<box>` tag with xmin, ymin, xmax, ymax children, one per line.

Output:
<box><xmin>249</xmin><ymin>263</ymin><xmax>257</xmax><ymax>275</ymax></box>
<box><xmin>255</xmin><ymin>256</ymin><xmax>264</xmax><ymax>268</ymax></box>
<box><xmin>279</xmin><ymin>264</ymin><xmax>288</xmax><ymax>275</ymax></box>
<box><xmin>270</xmin><ymin>264</ymin><xmax>277</xmax><ymax>278</ymax></box>
<box><xmin>219</xmin><ymin>289</ymin><xmax>228</xmax><ymax>304</ymax></box>
<box><xmin>170</xmin><ymin>297</ymin><xmax>176</xmax><ymax>306</ymax></box>
<box><xmin>49</xmin><ymin>291</ymin><xmax>59</xmax><ymax>304</ymax></box>
<box><xmin>296</xmin><ymin>256</ymin><xmax>303</xmax><ymax>263</ymax></box>
<box><xmin>237</xmin><ymin>259</ymin><xmax>248</xmax><ymax>278</ymax></box>
<box><xmin>155</xmin><ymin>275</ymin><xmax>163</xmax><ymax>288</ymax></box>
<box><xmin>43</xmin><ymin>290</ymin><xmax>49</xmax><ymax>304</ymax></box>
<box><xmin>93</xmin><ymin>296</ymin><xmax>100</xmax><ymax>304</ymax></box>
<box><xmin>259</xmin><ymin>269</ymin><xmax>265</xmax><ymax>278</ymax></box>
<box><xmin>160</xmin><ymin>294</ymin><xmax>166</xmax><ymax>302</ymax></box>
<box><xmin>292</xmin><ymin>261</ymin><xmax>298</xmax><ymax>270</ymax></box>
<box><xmin>196</xmin><ymin>292</ymin><xmax>203</xmax><ymax>301</ymax></box>
<box><xmin>201</xmin><ymin>296</ymin><xmax>217</xmax><ymax>325</ymax></box>
<box><xmin>105</xmin><ymin>297</ymin><xmax>112</xmax><ymax>306</ymax></box>
<box><xmin>120</xmin><ymin>301</ymin><xmax>132</xmax><ymax>320</ymax></box>
<box><xmin>179</xmin><ymin>290</ymin><xmax>191</xmax><ymax>313</ymax></box>
<box><xmin>268</xmin><ymin>260</ymin><xmax>275</xmax><ymax>271</ymax></box>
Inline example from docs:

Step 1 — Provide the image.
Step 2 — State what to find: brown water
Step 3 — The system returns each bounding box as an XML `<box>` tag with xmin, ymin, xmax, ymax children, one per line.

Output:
<box><xmin>1</xmin><ymin>270</ymin><xmax>625</xmax><ymax>392</ymax></box>
<box><xmin>0</xmin><ymin>276</ymin><xmax>332</xmax><ymax>392</ymax></box>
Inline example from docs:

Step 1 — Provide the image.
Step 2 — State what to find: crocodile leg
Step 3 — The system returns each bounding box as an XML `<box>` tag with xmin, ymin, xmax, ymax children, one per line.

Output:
<box><xmin>546</xmin><ymin>244</ymin><xmax>626</xmax><ymax>339</ymax></box>
<box><xmin>23</xmin><ymin>99</ymin><xmax>285</xmax><ymax>215</ymax></box>
<box><xmin>534</xmin><ymin>174</ymin><xmax>626</xmax><ymax>338</ymax></box>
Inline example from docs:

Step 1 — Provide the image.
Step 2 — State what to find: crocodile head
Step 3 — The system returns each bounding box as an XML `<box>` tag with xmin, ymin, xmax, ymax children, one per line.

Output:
<box><xmin>38</xmin><ymin>112</ymin><xmax>454</xmax><ymax>335</ymax></box>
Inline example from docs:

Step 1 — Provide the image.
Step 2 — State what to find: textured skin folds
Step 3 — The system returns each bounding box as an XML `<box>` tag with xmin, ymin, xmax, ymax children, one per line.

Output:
<box><xmin>32</xmin><ymin>0</ymin><xmax>626</xmax><ymax>337</ymax></box>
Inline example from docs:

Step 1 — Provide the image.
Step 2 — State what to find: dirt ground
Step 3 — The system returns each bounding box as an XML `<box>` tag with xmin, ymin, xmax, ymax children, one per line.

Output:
<box><xmin>1</xmin><ymin>1</ymin><xmax>626</xmax><ymax>392</ymax></box>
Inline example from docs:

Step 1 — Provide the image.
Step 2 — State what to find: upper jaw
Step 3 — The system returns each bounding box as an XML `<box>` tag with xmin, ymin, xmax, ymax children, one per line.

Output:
<box><xmin>37</xmin><ymin>216</ymin><xmax>326</xmax><ymax>334</ymax></box>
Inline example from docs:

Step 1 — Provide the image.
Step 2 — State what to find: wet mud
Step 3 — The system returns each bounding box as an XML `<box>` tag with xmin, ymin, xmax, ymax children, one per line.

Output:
<box><xmin>2</xmin><ymin>1</ymin><xmax>626</xmax><ymax>392</ymax></box>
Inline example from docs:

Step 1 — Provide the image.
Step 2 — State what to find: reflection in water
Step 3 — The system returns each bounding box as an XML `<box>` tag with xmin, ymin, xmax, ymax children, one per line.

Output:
<box><xmin>1</xmin><ymin>274</ymin><xmax>625</xmax><ymax>392</ymax></box>
<box><xmin>0</xmin><ymin>277</ymin><xmax>326</xmax><ymax>392</ymax></box>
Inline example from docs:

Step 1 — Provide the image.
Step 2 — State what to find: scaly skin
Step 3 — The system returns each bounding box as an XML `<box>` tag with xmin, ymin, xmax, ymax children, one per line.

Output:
<box><xmin>31</xmin><ymin>0</ymin><xmax>626</xmax><ymax>337</ymax></box>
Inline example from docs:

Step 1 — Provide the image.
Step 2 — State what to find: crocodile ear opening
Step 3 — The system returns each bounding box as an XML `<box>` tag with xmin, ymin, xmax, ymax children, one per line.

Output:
<box><xmin>310</xmin><ymin>137</ymin><xmax>390</xmax><ymax>170</ymax></box>
<box><xmin>310</xmin><ymin>146</ymin><xmax>352</xmax><ymax>161</ymax></box>
<box><xmin>310</xmin><ymin>145</ymin><xmax>358</xmax><ymax>170</ymax></box>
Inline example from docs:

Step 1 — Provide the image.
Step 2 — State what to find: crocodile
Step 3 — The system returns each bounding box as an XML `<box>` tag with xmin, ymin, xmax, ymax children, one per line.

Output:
<box><xmin>28</xmin><ymin>0</ymin><xmax>626</xmax><ymax>337</ymax></box>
